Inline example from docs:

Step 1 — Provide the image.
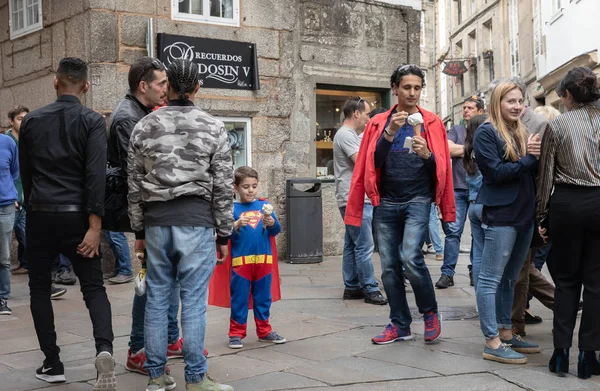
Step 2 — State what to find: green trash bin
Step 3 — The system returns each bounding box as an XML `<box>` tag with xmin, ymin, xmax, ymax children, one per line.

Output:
<box><xmin>285</xmin><ymin>178</ymin><xmax>323</xmax><ymax>264</ymax></box>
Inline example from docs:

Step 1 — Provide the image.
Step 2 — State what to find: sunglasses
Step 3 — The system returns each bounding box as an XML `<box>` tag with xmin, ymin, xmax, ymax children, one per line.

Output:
<box><xmin>136</xmin><ymin>59</ymin><xmax>165</xmax><ymax>88</ymax></box>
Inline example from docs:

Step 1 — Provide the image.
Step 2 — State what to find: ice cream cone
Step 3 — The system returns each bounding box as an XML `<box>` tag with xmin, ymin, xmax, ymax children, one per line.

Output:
<box><xmin>413</xmin><ymin>123</ymin><xmax>422</xmax><ymax>137</ymax></box>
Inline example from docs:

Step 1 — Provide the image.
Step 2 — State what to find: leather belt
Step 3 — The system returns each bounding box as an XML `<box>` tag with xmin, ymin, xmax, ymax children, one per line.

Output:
<box><xmin>29</xmin><ymin>204</ymin><xmax>86</xmax><ymax>213</ymax></box>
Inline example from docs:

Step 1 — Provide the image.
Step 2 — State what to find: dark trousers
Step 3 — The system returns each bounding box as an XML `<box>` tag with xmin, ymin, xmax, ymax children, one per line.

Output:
<box><xmin>26</xmin><ymin>211</ymin><xmax>113</xmax><ymax>365</ymax></box>
<box><xmin>548</xmin><ymin>186</ymin><xmax>600</xmax><ymax>351</ymax></box>
<box><xmin>511</xmin><ymin>247</ymin><xmax>555</xmax><ymax>333</ymax></box>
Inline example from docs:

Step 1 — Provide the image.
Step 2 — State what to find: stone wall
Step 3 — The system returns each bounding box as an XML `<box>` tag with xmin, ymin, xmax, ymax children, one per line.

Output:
<box><xmin>1</xmin><ymin>0</ymin><xmax>420</xmax><ymax>258</ymax></box>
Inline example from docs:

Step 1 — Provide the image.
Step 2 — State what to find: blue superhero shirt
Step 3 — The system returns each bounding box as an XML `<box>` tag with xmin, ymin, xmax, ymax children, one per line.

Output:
<box><xmin>231</xmin><ymin>199</ymin><xmax>281</xmax><ymax>267</ymax></box>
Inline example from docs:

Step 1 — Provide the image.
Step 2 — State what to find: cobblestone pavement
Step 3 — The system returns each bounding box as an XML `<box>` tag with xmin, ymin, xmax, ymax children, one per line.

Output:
<box><xmin>0</xmin><ymin>246</ymin><xmax>597</xmax><ymax>391</ymax></box>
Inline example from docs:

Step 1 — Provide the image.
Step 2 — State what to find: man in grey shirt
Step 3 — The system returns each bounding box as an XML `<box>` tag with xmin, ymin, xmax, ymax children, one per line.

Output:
<box><xmin>436</xmin><ymin>95</ymin><xmax>484</xmax><ymax>289</ymax></box>
<box><xmin>334</xmin><ymin>97</ymin><xmax>387</xmax><ymax>305</ymax></box>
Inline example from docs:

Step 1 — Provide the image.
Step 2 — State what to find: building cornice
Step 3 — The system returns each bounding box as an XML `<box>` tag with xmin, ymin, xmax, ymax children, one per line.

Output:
<box><xmin>538</xmin><ymin>50</ymin><xmax>598</xmax><ymax>91</ymax></box>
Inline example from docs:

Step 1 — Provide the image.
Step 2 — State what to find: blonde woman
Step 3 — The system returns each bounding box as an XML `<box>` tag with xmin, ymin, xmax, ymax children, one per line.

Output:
<box><xmin>533</xmin><ymin>105</ymin><xmax>561</xmax><ymax>121</ymax></box>
<box><xmin>473</xmin><ymin>81</ymin><xmax>542</xmax><ymax>364</ymax></box>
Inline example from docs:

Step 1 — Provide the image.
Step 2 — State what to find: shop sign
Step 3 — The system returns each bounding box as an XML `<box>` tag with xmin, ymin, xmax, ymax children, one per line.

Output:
<box><xmin>157</xmin><ymin>33</ymin><xmax>260</xmax><ymax>90</ymax></box>
<box><xmin>442</xmin><ymin>60</ymin><xmax>469</xmax><ymax>76</ymax></box>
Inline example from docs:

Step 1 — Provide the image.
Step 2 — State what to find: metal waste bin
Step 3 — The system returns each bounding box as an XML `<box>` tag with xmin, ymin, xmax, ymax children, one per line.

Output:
<box><xmin>285</xmin><ymin>178</ymin><xmax>323</xmax><ymax>264</ymax></box>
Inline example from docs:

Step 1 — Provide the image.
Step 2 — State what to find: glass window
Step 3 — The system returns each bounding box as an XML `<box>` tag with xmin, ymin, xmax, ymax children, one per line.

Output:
<box><xmin>217</xmin><ymin>117</ymin><xmax>252</xmax><ymax>170</ymax></box>
<box><xmin>173</xmin><ymin>0</ymin><xmax>239</xmax><ymax>27</ymax></box>
<box><xmin>9</xmin><ymin>0</ymin><xmax>42</xmax><ymax>40</ymax></box>
<box><xmin>509</xmin><ymin>0</ymin><xmax>520</xmax><ymax>76</ymax></box>
<box><xmin>315</xmin><ymin>89</ymin><xmax>384</xmax><ymax>177</ymax></box>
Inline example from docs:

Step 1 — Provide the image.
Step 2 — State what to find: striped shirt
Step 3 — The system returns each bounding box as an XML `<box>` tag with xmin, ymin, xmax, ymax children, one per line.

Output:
<box><xmin>536</xmin><ymin>103</ymin><xmax>600</xmax><ymax>222</ymax></box>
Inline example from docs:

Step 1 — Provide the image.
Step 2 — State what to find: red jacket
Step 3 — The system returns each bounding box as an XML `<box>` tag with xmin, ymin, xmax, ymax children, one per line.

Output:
<box><xmin>344</xmin><ymin>105</ymin><xmax>456</xmax><ymax>226</ymax></box>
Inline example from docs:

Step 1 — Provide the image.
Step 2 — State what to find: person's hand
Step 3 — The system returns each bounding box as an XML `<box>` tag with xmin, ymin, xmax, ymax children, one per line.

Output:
<box><xmin>135</xmin><ymin>239</ymin><xmax>146</xmax><ymax>260</ymax></box>
<box><xmin>216</xmin><ymin>243</ymin><xmax>228</xmax><ymax>264</ymax></box>
<box><xmin>77</xmin><ymin>228</ymin><xmax>101</xmax><ymax>258</ymax></box>
<box><xmin>234</xmin><ymin>215</ymin><xmax>251</xmax><ymax>231</ymax></box>
<box><xmin>527</xmin><ymin>134</ymin><xmax>541</xmax><ymax>159</ymax></box>
<box><xmin>412</xmin><ymin>135</ymin><xmax>431</xmax><ymax>159</ymax></box>
<box><xmin>263</xmin><ymin>215</ymin><xmax>275</xmax><ymax>227</ymax></box>
<box><xmin>14</xmin><ymin>202</ymin><xmax>19</xmax><ymax>211</ymax></box>
<box><xmin>538</xmin><ymin>226</ymin><xmax>548</xmax><ymax>243</ymax></box>
<box><xmin>387</xmin><ymin>111</ymin><xmax>409</xmax><ymax>135</ymax></box>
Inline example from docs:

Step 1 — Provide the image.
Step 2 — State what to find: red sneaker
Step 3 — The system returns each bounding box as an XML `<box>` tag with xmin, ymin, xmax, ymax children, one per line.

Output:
<box><xmin>126</xmin><ymin>349</ymin><xmax>171</xmax><ymax>375</ymax></box>
<box><xmin>125</xmin><ymin>349</ymin><xmax>148</xmax><ymax>375</ymax></box>
<box><xmin>423</xmin><ymin>311</ymin><xmax>442</xmax><ymax>343</ymax></box>
<box><xmin>371</xmin><ymin>323</ymin><xmax>414</xmax><ymax>345</ymax></box>
<box><xmin>167</xmin><ymin>338</ymin><xmax>183</xmax><ymax>359</ymax></box>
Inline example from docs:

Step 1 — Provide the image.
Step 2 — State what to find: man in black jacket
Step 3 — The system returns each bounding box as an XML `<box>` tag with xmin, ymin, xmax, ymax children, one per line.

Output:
<box><xmin>107</xmin><ymin>57</ymin><xmax>187</xmax><ymax>375</ymax></box>
<box><xmin>104</xmin><ymin>58</ymin><xmax>168</xmax><ymax>286</ymax></box>
<box><xmin>19</xmin><ymin>57</ymin><xmax>116</xmax><ymax>389</ymax></box>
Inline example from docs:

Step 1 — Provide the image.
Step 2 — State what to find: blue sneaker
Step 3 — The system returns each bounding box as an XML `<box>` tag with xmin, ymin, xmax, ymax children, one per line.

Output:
<box><xmin>483</xmin><ymin>344</ymin><xmax>527</xmax><ymax>364</ymax></box>
<box><xmin>372</xmin><ymin>323</ymin><xmax>414</xmax><ymax>345</ymax></box>
<box><xmin>501</xmin><ymin>334</ymin><xmax>541</xmax><ymax>354</ymax></box>
<box><xmin>423</xmin><ymin>311</ymin><xmax>442</xmax><ymax>343</ymax></box>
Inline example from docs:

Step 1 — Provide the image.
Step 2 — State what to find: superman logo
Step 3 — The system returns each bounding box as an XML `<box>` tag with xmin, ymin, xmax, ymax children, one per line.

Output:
<box><xmin>241</xmin><ymin>211</ymin><xmax>263</xmax><ymax>229</ymax></box>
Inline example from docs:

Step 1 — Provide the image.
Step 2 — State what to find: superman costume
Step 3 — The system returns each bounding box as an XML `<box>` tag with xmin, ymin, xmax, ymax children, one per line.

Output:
<box><xmin>208</xmin><ymin>199</ymin><xmax>281</xmax><ymax>339</ymax></box>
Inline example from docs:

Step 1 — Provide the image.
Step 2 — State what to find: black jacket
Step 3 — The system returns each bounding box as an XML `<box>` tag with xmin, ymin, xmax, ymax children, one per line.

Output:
<box><xmin>107</xmin><ymin>93</ymin><xmax>152</xmax><ymax>171</ymax></box>
<box><xmin>473</xmin><ymin>122</ymin><xmax>538</xmax><ymax>207</ymax></box>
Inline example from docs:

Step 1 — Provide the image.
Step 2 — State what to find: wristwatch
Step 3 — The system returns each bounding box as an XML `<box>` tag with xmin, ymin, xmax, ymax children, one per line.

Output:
<box><xmin>384</xmin><ymin>127</ymin><xmax>394</xmax><ymax>137</ymax></box>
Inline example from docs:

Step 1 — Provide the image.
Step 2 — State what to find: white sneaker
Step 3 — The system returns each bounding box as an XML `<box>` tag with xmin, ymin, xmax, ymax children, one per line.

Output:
<box><xmin>135</xmin><ymin>268</ymin><xmax>147</xmax><ymax>296</ymax></box>
<box><xmin>93</xmin><ymin>351</ymin><xmax>116</xmax><ymax>391</ymax></box>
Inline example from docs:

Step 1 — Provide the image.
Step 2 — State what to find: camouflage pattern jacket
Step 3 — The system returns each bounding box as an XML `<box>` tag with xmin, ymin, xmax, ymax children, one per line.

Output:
<box><xmin>127</xmin><ymin>102</ymin><xmax>234</xmax><ymax>240</ymax></box>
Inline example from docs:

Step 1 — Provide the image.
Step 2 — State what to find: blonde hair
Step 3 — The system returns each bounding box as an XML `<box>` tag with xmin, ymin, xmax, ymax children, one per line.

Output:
<box><xmin>533</xmin><ymin>105</ymin><xmax>561</xmax><ymax>121</ymax></box>
<box><xmin>487</xmin><ymin>81</ymin><xmax>528</xmax><ymax>162</ymax></box>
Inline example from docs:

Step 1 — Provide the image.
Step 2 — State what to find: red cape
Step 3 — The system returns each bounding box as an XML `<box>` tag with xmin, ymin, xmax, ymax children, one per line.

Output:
<box><xmin>208</xmin><ymin>236</ymin><xmax>281</xmax><ymax>309</ymax></box>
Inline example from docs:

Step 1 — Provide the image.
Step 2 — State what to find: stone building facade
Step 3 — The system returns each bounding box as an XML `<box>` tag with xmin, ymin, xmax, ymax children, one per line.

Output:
<box><xmin>1</xmin><ymin>0</ymin><xmax>421</xmax><ymax>258</ymax></box>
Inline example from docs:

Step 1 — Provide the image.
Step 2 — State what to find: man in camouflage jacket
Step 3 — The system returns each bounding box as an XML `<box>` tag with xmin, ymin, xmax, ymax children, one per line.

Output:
<box><xmin>127</xmin><ymin>59</ymin><xmax>234</xmax><ymax>391</ymax></box>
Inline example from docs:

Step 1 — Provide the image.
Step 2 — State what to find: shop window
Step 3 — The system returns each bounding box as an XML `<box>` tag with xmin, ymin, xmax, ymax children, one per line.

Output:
<box><xmin>9</xmin><ymin>0</ymin><xmax>42</xmax><ymax>40</ymax></box>
<box><xmin>217</xmin><ymin>117</ymin><xmax>251</xmax><ymax>170</ymax></box>
<box><xmin>315</xmin><ymin>89</ymin><xmax>384</xmax><ymax>178</ymax></box>
<box><xmin>172</xmin><ymin>0</ymin><xmax>239</xmax><ymax>27</ymax></box>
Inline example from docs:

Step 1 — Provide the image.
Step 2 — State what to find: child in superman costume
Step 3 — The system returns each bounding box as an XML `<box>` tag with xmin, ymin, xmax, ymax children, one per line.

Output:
<box><xmin>208</xmin><ymin>166</ymin><xmax>286</xmax><ymax>349</ymax></box>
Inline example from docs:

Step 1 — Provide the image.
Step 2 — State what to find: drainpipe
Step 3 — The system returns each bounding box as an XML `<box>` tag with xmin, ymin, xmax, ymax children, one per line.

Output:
<box><xmin>146</xmin><ymin>18</ymin><xmax>154</xmax><ymax>58</ymax></box>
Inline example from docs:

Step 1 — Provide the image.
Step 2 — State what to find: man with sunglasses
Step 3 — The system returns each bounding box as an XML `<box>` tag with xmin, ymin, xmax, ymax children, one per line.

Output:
<box><xmin>107</xmin><ymin>57</ymin><xmax>185</xmax><ymax>375</ymax></box>
<box><xmin>334</xmin><ymin>97</ymin><xmax>387</xmax><ymax>305</ymax></box>
<box><xmin>435</xmin><ymin>95</ymin><xmax>485</xmax><ymax>289</ymax></box>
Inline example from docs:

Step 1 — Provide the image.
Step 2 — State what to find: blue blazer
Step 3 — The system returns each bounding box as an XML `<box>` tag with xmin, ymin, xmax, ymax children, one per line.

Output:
<box><xmin>473</xmin><ymin>123</ymin><xmax>538</xmax><ymax>207</ymax></box>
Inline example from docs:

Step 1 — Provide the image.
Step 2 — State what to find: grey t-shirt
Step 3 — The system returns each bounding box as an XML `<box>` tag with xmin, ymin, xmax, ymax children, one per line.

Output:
<box><xmin>333</xmin><ymin>125</ymin><xmax>361</xmax><ymax>208</ymax></box>
<box><xmin>448</xmin><ymin>124</ymin><xmax>468</xmax><ymax>190</ymax></box>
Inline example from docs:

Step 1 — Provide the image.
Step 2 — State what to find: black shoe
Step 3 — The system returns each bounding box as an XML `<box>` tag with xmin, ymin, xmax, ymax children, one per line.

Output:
<box><xmin>549</xmin><ymin>348</ymin><xmax>569</xmax><ymax>377</ymax></box>
<box><xmin>435</xmin><ymin>274</ymin><xmax>454</xmax><ymax>289</ymax></box>
<box><xmin>469</xmin><ymin>270</ymin><xmax>474</xmax><ymax>287</ymax></box>
<box><xmin>524</xmin><ymin>310</ymin><xmax>543</xmax><ymax>324</ymax></box>
<box><xmin>36</xmin><ymin>361</ymin><xmax>66</xmax><ymax>383</ymax></box>
<box><xmin>343</xmin><ymin>289</ymin><xmax>364</xmax><ymax>300</ymax></box>
<box><xmin>54</xmin><ymin>268</ymin><xmax>76</xmax><ymax>285</ymax></box>
<box><xmin>50</xmin><ymin>285</ymin><xmax>67</xmax><ymax>300</ymax></box>
<box><xmin>578</xmin><ymin>350</ymin><xmax>600</xmax><ymax>379</ymax></box>
<box><xmin>364</xmin><ymin>291</ymin><xmax>388</xmax><ymax>305</ymax></box>
<box><xmin>0</xmin><ymin>299</ymin><xmax>11</xmax><ymax>315</ymax></box>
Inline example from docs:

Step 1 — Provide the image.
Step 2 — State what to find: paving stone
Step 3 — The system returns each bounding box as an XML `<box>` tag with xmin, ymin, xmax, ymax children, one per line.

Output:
<box><xmin>360</xmin><ymin>344</ymin><xmax>517</xmax><ymax>375</ymax></box>
<box><xmin>238</xmin><ymin>348</ymin><xmax>314</xmax><ymax>369</ymax></box>
<box><xmin>494</xmin><ymin>366</ymin><xmax>600</xmax><ymax>390</ymax></box>
<box><xmin>203</xmin><ymin>354</ymin><xmax>287</xmax><ymax>383</ymax></box>
<box><xmin>0</xmin><ymin>332</ymin><xmax>89</xmax><ymax>355</ymax></box>
<box><xmin>229</xmin><ymin>371</ymin><xmax>326</xmax><ymax>390</ymax></box>
<box><xmin>289</xmin><ymin>356</ymin><xmax>437</xmax><ymax>385</ymax></box>
<box><xmin>298</xmin><ymin>373</ymin><xmax>525</xmax><ymax>390</ymax></box>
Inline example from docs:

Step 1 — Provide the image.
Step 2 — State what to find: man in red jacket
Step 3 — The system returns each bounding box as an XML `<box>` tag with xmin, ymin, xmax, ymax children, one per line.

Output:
<box><xmin>345</xmin><ymin>64</ymin><xmax>456</xmax><ymax>345</ymax></box>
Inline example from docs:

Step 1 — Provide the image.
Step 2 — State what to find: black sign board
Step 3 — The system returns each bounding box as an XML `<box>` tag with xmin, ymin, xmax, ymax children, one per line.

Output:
<box><xmin>157</xmin><ymin>33</ymin><xmax>260</xmax><ymax>90</ymax></box>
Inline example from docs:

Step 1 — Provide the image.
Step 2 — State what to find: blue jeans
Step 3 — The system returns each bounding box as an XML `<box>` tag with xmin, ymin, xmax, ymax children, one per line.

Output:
<box><xmin>0</xmin><ymin>205</ymin><xmax>15</xmax><ymax>299</ymax></box>
<box><xmin>53</xmin><ymin>254</ymin><xmax>72</xmax><ymax>271</ymax></box>
<box><xmin>441</xmin><ymin>189</ymin><xmax>469</xmax><ymax>276</ymax></box>
<box><xmin>423</xmin><ymin>203</ymin><xmax>443</xmax><ymax>254</ymax></box>
<box><xmin>476</xmin><ymin>224</ymin><xmax>534</xmax><ymax>339</ymax></box>
<box><xmin>374</xmin><ymin>200</ymin><xmax>438</xmax><ymax>330</ymax></box>
<box><xmin>145</xmin><ymin>226</ymin><xmax>215</xmax><ymax>384</ymax></box>
<box><xmin>339</xmin><ymin>205</ymin><xmax>379</xmax><ymax>293</ymax></box>
<box><xmin>468</xmin><ymin>203</ymin><xmax>484</xmax><ymax>291</ymax></box>
<box><xmin>534</xmin><ymin>242</ymin><xmax>552</xmax><ymax>271</ymax></box>
<box><xmin>103</xmin><ymin>231</ymin><xmax>132</xmax><ymax>276</ymax></box>
<box><xmin>12</xmin><ymin>207</ymin><xmax>26</xmax><ymax>269</ymax></box>
<box><xmin>130</xmin><ymin>283</ymin><xmax>180</xmax><ymax>353</ymax></box>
